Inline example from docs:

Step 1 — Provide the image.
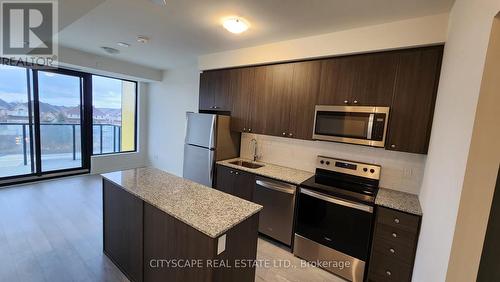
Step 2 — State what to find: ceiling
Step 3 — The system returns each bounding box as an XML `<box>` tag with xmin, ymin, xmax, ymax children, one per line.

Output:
<box><xmin>58</xmin><ymin>0</ymin><xmax>454</xmax><ymax>70</ymax></box>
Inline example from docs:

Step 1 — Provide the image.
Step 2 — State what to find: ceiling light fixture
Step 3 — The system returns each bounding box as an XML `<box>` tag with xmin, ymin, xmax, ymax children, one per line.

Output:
<box><xmin>137</xmin><ymin>36</ymin><xmax>150</xmax><ymax>44</ymax></box>
<box><xmin>222</xmin><ymin>17</ymin><xmax>249</xmax><ymax>34</ymax></box>
<box><xmin>101</xmin><ymin>46</ymin><xmax>120</xmax><ymax>54</ymax></box>
<box><xmin>117</xmin><ymin>42</ymin><xmax>130</xmax><ymax>47</ymax></box>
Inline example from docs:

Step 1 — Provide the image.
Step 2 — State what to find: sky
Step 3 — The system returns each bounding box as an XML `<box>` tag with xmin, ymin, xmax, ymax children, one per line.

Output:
<box><xmin>0</xmin><ymin>64</ymin><xmax>123</xmax><ymax>109</ymax></box>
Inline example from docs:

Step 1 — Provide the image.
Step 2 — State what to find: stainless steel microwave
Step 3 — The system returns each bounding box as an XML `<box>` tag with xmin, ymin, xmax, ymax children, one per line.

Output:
<box><xmin>312</xmin><ymin>105</ymin><xmax>390</xmax><ymax>147</ymax></box>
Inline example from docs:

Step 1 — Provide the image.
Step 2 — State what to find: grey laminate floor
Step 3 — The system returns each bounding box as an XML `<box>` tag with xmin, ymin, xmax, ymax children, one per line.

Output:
<box><xmin>0</xmin><ymin>175</ymin><xmax>344</xmax><ymax>282</ymax></box>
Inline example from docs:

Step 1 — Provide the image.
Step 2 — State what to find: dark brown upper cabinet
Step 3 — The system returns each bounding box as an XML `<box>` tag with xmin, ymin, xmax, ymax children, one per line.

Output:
<box><xmin>229</xmin><ymin>67</ymin><xmax>256</xmax><ymax>133</ymax></box>
<box><xmin>318</xmin><ymin>52</ymin><xmax>398</xmax><ymax>106</ymax></box>
<box><xmin>288</xmin><ymin>61</ymin><xmax>322</xmax><ymax>140</ymax></box>
<box><xmin>199</xmin><ymin>70</ymin><xmax>232</xmax><ymax>111</ymax></box>
<box><xmin>198</xmin><ymin>46</ymin><xmax>443</xmax><ymax>154</ymax></box>
<box><xmin>257</xmin><ymin>63</ymin><xmax>295</xmax><ymax>137</ymax></box>
<box><xmin>386</xmin><ymin>46</ymin><xmax>443</xmax><ymax>154</ymax></box>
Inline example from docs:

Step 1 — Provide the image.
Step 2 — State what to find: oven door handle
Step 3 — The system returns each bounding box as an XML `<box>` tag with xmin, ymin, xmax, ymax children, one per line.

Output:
<box><xmin>300</xmin><ymin>188</ymin><xmax>373</xmax><ymax>213</ymax></box>
<box><xmin>256</xmin><ymin>180</ymin><xmax>296</xmax><ymax>195</ymax></box>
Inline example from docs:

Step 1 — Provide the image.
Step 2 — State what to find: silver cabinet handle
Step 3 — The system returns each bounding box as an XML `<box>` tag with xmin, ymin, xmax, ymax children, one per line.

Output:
<box><xmin>282</xmin><ymin>132</ymin><xmax>286</xmax><ymax>136</ymax></box>
<box><xmin>288</xmin><ymin>133</ymin><xmax>293</xmax><ymax>137</ymax></box>
<box><xmin>256</xmin><ymin>180</ymin><xmax>296</xmax><ymax>195</ymax></box>
<box><xmin>386</xmin><ymin>270</ymin><xmax>392</xmax><ymax>276</ymax></box>
<box><xmin>344</xmin><ymin>100</ymin><xmax>349</xmax><ymax>104</ymax></box>
<box><xmin>389</xmin><ymin>248</ymin><xmax>395</xmax><ymax>254</ymax></box>
<box><xmin>235</xmin><ymin>171</ymin><xmax>239</xmax><ymax>175</ymax></box>
<box><xmin>243</xmin><ymin>128</ymin><xmax>246</xmax><ymax>132</ymax></box>
<box><xmin>391</xmin><ymin>144</ymin><xmax>396</xmax><ymax>148</ymax></box>
<box><xmin>392</xmin><ymin>232</ymin><xmax>398</xmax><ymax>238</ymax></box>
<box><xmin>353</xmin><ymin>100</ymin><xmax>358</xmax><ymax>104</ymax></box>
<box><xmin>300</xmin><ymin>188</ymin><xmax>373</xmax><ymax>213</ymax></box>
<box><xmin>394</xmin><ymin>218</ymin><xmax>400</xmax><ymax>224</ymax></box>
<box><xmin>248</xmin><ymin>128</ymin><xmax>252</xmax><ymax>132</ymax></box>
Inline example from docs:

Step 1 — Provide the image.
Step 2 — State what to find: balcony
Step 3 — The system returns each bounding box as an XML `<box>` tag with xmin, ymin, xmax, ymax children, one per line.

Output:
<box><xmin>0</xmin><ymin>122</ymin><xmax>122</xmax><ymax>178</ymax></box>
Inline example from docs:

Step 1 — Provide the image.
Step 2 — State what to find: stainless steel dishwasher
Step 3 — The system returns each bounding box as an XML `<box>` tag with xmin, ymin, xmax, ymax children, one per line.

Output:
<box><xmin>254</xmin><ymin>176</ymin><xmax>297</xmax><ymax>246</ymax></box>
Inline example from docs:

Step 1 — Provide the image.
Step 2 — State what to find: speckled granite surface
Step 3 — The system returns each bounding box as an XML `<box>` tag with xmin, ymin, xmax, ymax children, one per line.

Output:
<box><xmin>102</xmin><ymin>167</ymin><xmax>262</xmax><ymax>238</ymax></box>
<box><xmin>217</xmin><ymin>158</ymin><xmax>314</xmax><ymax>185</ymax></box>
<box><xmin>376</xmin><ymin>188</ymin><xmax>422</xmax><ymax>216</ymax></box>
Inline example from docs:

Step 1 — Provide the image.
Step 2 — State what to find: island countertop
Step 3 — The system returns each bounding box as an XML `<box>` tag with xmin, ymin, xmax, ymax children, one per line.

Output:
<box><xmin>101</xmin><ymin>167</ymin><xmax>262</xmax><ymax>238</ymax></box>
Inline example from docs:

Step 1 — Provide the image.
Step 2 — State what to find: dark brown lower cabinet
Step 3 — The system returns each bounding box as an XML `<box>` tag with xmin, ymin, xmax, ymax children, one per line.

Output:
<box><xmin>215</xmin><ymin>165</ymin><xmax>255</xmax><ymax>201</ymax></box>
<box><xmin>368</xmin><ymin>207</ymin><xmax>421</xmax><ymax>282</ymax></box>
<box><xmin>103</xmin><ymin>179</ymin><xmax>144</xmax><ymax>282</ymax></box>
<box><xmin>103</xmin><ymin>179</ymin><xmax>259</xmax><ymax>282</ymax></box>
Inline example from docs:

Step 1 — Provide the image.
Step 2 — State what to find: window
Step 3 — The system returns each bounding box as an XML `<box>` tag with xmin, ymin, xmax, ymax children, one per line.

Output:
<box><xmin>92</xmin><ymin>75</ymin><xmax>137</xmax><ymax>155</ymax></box>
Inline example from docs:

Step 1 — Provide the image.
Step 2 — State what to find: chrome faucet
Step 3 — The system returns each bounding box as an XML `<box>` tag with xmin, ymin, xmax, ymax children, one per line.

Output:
<box><xmin>250</xmin><ymin>138</ymin><xmax>258</xmax><ymax>162</ymax></box>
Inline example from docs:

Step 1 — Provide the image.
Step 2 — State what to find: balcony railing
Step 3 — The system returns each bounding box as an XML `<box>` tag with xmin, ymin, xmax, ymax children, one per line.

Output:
<box><xmin>0</xmin><ymin>122</ymin><xmax>122</xmax><ymax>167</ymax></box>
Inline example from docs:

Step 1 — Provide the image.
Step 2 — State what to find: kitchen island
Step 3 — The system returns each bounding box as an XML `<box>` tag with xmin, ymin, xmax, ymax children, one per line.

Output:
<box><xmin>101</xmin><ymin>167</ymin><xmax>262</xmax><ymax>282</ymax></box>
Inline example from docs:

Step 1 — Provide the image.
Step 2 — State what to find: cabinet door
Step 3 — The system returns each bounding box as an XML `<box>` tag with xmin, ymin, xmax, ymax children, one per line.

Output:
<box><xmin>103</xmin><ymin>180</ymin><xmax>143</xmax><ymax>282</ymax></box>
<box><xmin>199</xmin><ymin>70</ymin><xmax>231</xmax><ymax>111</ymax></box>
<box><xmin>230</xmin><ymin>67</ymin><xmax>255</xmax><ymax>132</ymax></box>
<box><xmin>318</xmin><ymin>57</ymin><xmax>352</xmax><ymax>105</ymax></box>
<box><xmin>256</xmin><ymin>64</ymin><xmax>294</xmax><ymax>137</ymax></box>
<box><xmin>386</xmin><ymin>46</ymin><xmax>443</xmax><ymax>154</ymax></box>
<box><xmin>233</xmin><ymin>170</ymin><xmax>256</xmax><ymax>201</ymax></box>
<box><xmin>288</xmin><ymin>60</ymin><xmax>321</xmax><ymax>140</ymax></box>
<box><xmin>350</xmin><ymin>52</ymin><xmax>398</xmax><ymax>106</ymax></box>
<box><xmin>199</xmin><ymin>71</ymin><xmax>215</xmax><ymax>111</ymax></box>
<box><xmin>215</xmin><ymin>165</ymin><xmax>235</xmax><ymax>194</ymax></box>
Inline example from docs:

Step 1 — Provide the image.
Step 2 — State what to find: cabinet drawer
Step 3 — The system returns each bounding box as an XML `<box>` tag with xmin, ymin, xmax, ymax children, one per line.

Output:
<box><xmin>368</xmin><ymin>251</ymin><xmax>412</xmax><ymax>282</ymax></box>
<box><xmin>372</xmin><ymin>236</ymin><xmax>414</xmax><ymax>264</ymax></box>
<box><xmin>374</xmin><ymin>223</ymin><xmax>417</xmax><ymax>249</ymax></box>
<box><xmin>376</xmin><ymin>207</ymin><xmax>419</xmax><ymax>232</ymax></box>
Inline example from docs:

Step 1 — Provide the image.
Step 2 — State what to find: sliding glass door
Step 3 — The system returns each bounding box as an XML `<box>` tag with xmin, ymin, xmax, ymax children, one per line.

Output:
<box><xmin>36</xmin><ymin>70</ymin><xmax>84</xmax><ymax>172</ymax></box>
<box><xmin>0</xmin><ymin>65</ymin><xmax>91</xmax><ymax>183</ymax></box>
<box><xmin>0</xmin><ymin>65</ymin><xmax>35</xmax><ymax>178</ymax></box>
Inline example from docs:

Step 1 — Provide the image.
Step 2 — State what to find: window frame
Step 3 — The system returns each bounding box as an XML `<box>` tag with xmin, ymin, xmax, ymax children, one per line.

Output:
<box><xmin>90</xmin><ymin>74</ymin><xmax>138</xmax><ymax>156</ymax></box>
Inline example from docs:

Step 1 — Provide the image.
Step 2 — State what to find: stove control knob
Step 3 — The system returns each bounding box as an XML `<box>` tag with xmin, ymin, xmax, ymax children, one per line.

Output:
<box><xmin>370</xmin><ymin>169</ymin><xmax>375</xmax><ymax>173</ymax></box>
<box><xmin>320</xmin><ymin>160</ymin><xmax>324</xmax><ymax>164</ymax></box>
<box><xmin>326</xmin><ymin>161</ymin><xmax>330</xmax><ymax>165</ymax></box>
<box><xmin>363</xmin><ymin>168</ymin><xmax>368</xmax><ymax>172</ymax></box>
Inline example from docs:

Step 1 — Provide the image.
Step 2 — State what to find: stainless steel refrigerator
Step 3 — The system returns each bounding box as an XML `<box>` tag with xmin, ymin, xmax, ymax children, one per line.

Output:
<box><xmin>183</xmin><ymin>112</ymin><xmax>240</xmax><ymax>187</ymax></box>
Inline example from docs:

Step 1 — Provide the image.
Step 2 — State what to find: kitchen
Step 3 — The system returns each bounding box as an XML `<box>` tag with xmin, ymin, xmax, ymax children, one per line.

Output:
<box><xmin>0</xmin><ymin>1</ymin><xmax>499</xmax><ymax>282</ymax></box>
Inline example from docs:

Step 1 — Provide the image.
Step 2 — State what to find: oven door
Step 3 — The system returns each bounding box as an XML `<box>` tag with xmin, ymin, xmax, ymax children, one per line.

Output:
<box><xmin>295</xmin><ymin>188</ymin><xmax>374</xmax><ymax>261</ymax></box>
<box><xmin>312</xmin><ymin>105</ymin><xmax>389</xmax><ymax>147</ymax></box>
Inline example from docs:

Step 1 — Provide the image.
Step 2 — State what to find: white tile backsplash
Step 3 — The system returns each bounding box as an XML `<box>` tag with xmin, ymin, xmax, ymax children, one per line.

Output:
<box><xmin>240</xmin><ymin>133</ymin><xmax>426</xmax><ymax>194</ymax></box>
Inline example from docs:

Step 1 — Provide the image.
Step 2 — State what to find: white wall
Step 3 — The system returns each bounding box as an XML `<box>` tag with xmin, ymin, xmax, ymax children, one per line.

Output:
<box><xmin>91</xmin><ymin>82</ymin><xmax>149</xmax><ymax>174</ymax></box>
<box><xmin>146</xmin><ymin>64</ymin><xmax>200</xmax><ymax>176</ymax></box>
<box><xmin>412</xmin><ymin>0</ymin><xmax>500</xmax><ymax>281</ymax></box>
<box><xmin>199</xmin><ymin>13</ymin><xmax>448</xmax><ymax>70</ymax></box>
<box><xmin>241</xmin><ymin>133</ymin><xmax>425</xmax><ymax>194</ymax></box>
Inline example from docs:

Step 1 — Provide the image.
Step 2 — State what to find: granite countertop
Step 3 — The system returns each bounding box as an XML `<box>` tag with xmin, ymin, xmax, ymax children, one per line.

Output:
<box><xmin>375</xmin><ymin>188</ymin><xmax>422</xmax><ymax>216</ymax></box>
<box><xmin>101</xmin><ymin>167</ymin><xmax>262</xmax><ymax>238</ymax></box>
<box><xmin>217</xmin><ymin>158</ymin><xmax>314</xmax><ymax>185</ymax></box>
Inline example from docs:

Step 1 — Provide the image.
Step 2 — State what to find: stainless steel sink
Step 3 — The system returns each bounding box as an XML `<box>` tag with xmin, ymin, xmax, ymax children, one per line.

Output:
<box><xmin>229</xmin><ymin>160</ymin><xmax>264</xmax><ymax>169</ymax></box>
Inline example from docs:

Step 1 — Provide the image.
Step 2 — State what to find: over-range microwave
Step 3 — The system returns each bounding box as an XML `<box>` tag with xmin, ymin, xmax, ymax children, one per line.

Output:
<box><xmin>312</xmin><ymin>105</ymin><xmax>390</xmax><ymax>147</ymax></box>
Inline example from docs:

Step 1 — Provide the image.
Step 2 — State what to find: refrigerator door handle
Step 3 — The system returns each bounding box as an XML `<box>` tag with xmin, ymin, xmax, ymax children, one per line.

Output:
<box><xmin>208</xmin><ymin>116</ymin><xmax>216</xmax><ymax>149</ymax></box>
<box><xmin>208</xmin><ymin>150</ymin><xmax>214</xmax><ymax>185</ymax></box>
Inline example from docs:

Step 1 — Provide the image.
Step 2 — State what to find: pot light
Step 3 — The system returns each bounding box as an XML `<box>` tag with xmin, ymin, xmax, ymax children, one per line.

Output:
<box><xmin>223</xmin><ymin>17</ymin><xmax>249</xmax><ymax>34</ymax></box>
<box><xmin>101</xmin><ymin>46</ymin><xmax>120</xmax><ymax>54</ymax></box>
<box><xmin>117</xmin><ymin>42</ymin><xmax>130</xmax><ymax>47</ymax></box>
